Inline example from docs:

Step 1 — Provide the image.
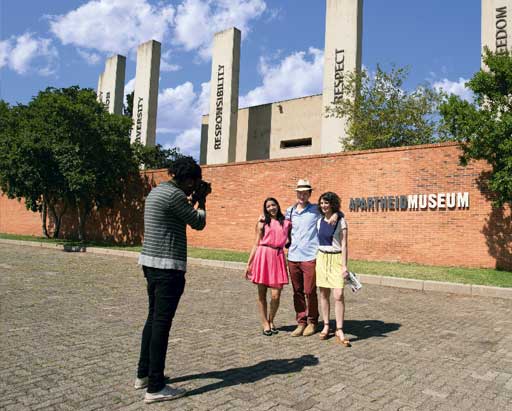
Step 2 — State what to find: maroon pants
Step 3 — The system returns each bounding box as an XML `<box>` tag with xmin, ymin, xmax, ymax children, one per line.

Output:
<box><xmin>288</xmin><ymin>260</ymin><xmax>318</xmax><ymax>325</ymax></box>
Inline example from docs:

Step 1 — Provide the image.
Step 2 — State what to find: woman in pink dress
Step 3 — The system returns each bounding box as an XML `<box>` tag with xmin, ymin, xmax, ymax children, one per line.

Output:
<box><xmin>246</xmin><ymin>198</ymin><xmax>291</xmax><ymax>336</ymax></box>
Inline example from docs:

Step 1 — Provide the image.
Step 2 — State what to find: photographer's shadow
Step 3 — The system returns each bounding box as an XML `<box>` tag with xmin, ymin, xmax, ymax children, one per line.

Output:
<box><xmin>168</xmin><ymin>354</ymin><xmax>319</xmax><ymax>397</ymax></box>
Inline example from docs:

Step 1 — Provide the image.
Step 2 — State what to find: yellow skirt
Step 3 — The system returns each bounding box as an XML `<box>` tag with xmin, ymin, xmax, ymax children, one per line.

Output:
<box><xmin>316</xmin><ymin>251</ymin><xmax>344</xmax><ymax>289</ymax></box>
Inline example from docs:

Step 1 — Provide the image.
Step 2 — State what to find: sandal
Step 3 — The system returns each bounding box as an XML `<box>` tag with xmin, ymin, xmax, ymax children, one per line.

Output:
<box><xmin>319</xmin><ymin>327</ymin><xmax>330</xmax><ymax>340</ymax></box>
<box><xmin>269</xmin><ymin>322</ymin><xmax>278</xmax><ymax>334</ymax></box>
<box><xmin>262</xmin><ymin>329</ymin><xmax>273</xmax><ymax>336</ymax></box>
<box><xmin>335</xmin><ymin>328</ymin><xmax>351</xmax><ymax>347</ymax></box>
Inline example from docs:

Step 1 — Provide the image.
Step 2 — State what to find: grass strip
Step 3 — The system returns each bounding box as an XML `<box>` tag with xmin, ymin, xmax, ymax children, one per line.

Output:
<box><xmin>1</xmin><ymin>233</ymin><xmax>511</xmax><ymax>287</ymax></box>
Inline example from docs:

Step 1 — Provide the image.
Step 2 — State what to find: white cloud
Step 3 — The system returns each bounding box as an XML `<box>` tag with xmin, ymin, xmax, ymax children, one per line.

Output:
<box><xmin>156</xmin><ymin>81</ymin><xmax>210</xmax><ymax>158</ymax></box>
<box><xmin>0</xmin><ymin>40</ymin><xmax>12</xmax><ymax>69</ymax></box>
<box><xmin>240</xmin><ymin>47</ymin><xmax>324</xmax><ymax>107</ymax></box>
<box><xmin>158</xmin><ymin>82</ymin><xmax>198</xmax><ymax>133</ymax></box>
<box><xmin>155</xmin><ymin>47</ymin><xmax>323</xmax><ymax>158</ymax></box>
<box><xmin>49</xmin><ymin>0</ymin><xmax>175</xmax><ymax>56</ymax></box>
<box><xmin>174</xmin><ymin>0</ymin><xmax>266</xmax><ymax>59</ymax></box>
<box><xmin>166</xmin><ymin>128</ymin><xmax>201</xmax><ymax>158</ymax></box>
<box><xmin>0</xmin><ymin>33</ymin><xmax>58</xmax><ymax>76</ymax></box>
<box><xmin>76</xmin><ymin>48</ymin><xmax>101</xmax><ymax>65</ymax></box>
<box><xmin>433</xmin><ymin>78</ymin><xmax>473</xmax><ymax>102</ymax></box>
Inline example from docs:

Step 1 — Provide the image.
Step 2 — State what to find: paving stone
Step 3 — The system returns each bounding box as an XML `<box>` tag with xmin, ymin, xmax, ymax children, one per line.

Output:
<box><xmin>1</xmin><ymin>243</ymin><xmax>511</xmax><ymax>410</ymax></box>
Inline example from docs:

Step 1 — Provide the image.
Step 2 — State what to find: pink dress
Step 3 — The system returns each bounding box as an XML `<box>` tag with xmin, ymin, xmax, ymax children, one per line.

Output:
<box><xmin>250</xmin><ymin>219</ymin><xmax>291</xmax><ymax>289</ymax></box>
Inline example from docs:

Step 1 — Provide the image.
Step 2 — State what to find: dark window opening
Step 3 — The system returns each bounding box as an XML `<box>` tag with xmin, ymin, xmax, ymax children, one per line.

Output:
<box><xmin>280</xmin><ymin>138</ymin><xmax>312</xmax><ymax>149</ymax></box>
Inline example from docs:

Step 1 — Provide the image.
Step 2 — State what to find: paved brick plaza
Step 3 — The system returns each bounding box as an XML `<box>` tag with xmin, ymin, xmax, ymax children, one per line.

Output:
<box><xmin>1</xmin><ymin>243</ymin><xmax>512</xmax><ymax>411</ymax></box>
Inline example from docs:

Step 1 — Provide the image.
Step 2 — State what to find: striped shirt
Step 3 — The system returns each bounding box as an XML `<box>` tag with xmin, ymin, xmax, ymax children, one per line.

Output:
<box><xmin>138</xmin><ymin>180</ymin><xmax>206</xmax><ymax>271</ymax></box>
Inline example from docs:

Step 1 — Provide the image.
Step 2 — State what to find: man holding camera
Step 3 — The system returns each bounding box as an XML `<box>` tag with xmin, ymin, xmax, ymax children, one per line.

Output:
<box><xmin>135</xmin><ymin>156</ymin><xmax>211</xmax><ymax>404</ymax></box>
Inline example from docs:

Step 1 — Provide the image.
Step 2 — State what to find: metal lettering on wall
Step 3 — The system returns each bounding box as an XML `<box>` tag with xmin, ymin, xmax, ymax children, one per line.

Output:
<box><xmin>214</xmin><ymin>65</ymin><xmax>225</xmax><ymax>150</ymax></box>
<box><xmin>332</xmin><ymin>49</ymin><xmax>345</xmax><ymax>104</ymax></box>
<box><xmin>349</xmin><ymin>192</ymin><xmax>470</xmax><ymax>212</ymax></box>
<box><xmin>136</xmin><ymin>97</ymin><xmax>143</xmax><ymax>140</ymax></box>
<box><xmin>496</xmin><ymin>6</ymin><xmax>508</xmax><ymax>53</ymax></box>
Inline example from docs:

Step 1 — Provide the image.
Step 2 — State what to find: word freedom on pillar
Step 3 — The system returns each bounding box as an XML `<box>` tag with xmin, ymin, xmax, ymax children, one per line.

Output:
<box><xmin>496</xmin><ymin>6</ymin><xmax>508</xmax><ymax>53</ymax></box>
<box><xmin>332</xmin><ymin>49</ymin><xmax>345</xmax><ymax>104</ymax></box>
<box><xmin>214</xmin><ymin>65</ymin><xmax>225</xmax><ymax>150</ymax></box>
<box><xmin>349</xmin><ymin>192</ymin><xmax>470</xmax><ymax>212</ymax></box>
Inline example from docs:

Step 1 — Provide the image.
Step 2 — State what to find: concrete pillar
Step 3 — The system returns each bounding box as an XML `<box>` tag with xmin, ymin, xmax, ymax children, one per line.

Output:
<box><xmin>482</xmin><ymin>0</ymin><xmax>512</xmax><ymax>64</ymax></box>
<box><xmin>96</xmin><ymin>55</ymin><xmax>126</xmax><ymax>115</ymax></box>
<box><xmin>320</xmin><ymin>0</ymin><xmax>363</xmax><ymax>153</ymax></box>
<box><xmin>206</xmin><ymin>28</ymin><xmax>241</xmax><ymax>164</ymax></box>
<box><xmin>130</xmin><ymin>40</ymin><xmax>161</xmax><ymax>146</ymax></box>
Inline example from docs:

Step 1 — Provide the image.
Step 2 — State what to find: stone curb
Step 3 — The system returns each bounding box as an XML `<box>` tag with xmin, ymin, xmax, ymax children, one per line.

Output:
<box><xmin>1</xmin><ymin>238</ymin><xmax>511</xmax><ymax>300</ymax></box>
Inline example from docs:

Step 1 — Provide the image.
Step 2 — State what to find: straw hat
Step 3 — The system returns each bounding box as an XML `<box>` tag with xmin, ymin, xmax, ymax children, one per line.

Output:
<box><xmin>295</xmin><ymin>179</ymin><xmax>313</xmax><ymax>191</ymax></box>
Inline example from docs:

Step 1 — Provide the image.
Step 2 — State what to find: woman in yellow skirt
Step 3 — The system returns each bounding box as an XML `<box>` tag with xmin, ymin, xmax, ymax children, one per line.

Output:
<box><xmin>316</xmin><ymin>192</ymin><xmax>351</xmax><ymax>346</ymax></box>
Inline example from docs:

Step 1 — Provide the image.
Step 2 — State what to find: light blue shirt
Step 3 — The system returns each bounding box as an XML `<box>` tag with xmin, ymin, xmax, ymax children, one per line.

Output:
<box><xmin>285</xmin><ymin>203</ymin><xmax>321</xmax><ymax>262</ymax></box>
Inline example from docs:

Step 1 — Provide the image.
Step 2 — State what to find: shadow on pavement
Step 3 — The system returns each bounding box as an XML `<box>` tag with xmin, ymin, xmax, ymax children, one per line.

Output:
<box><xmin>343</xmin><ymin>319</ymin><xmax>401</xmax><ymax>342</ymax></box>
<box><xmin>169</xmin><ymin>355</ymin><xmax>319</xmax><ymax>397</ymax></box>
<box><xmin>278</xmin><ymin>320</ymin><xmax>401</xmax><ymax>342</ymax></box>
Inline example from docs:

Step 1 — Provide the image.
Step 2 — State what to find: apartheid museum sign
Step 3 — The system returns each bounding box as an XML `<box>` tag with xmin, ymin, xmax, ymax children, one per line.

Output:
<box><xmin>349</xmin><ymin>192</ymin><xmax>470</xmax><ymax>212</ymax></box>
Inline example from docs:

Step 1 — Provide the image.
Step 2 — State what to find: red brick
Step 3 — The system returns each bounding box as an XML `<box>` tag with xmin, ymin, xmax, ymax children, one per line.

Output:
<box><xmin>1</xmin><ymin>142</ymin><xmax>510</xmax><ymax>270</ymax></box>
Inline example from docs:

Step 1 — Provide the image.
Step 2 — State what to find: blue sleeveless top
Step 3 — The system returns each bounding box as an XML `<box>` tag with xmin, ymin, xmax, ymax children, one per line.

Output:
<box><xmin>318</xmin><ymin>218</ymin><xmax>339</xmax><ymax>246</ymax></box>
<box><xmin>316</xmin><ymin>216</ymin><xmax>347</xmax><ymax>253</ymax></box>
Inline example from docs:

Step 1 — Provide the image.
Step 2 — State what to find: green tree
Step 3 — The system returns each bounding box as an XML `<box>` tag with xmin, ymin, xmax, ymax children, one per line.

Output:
<box><xmin>131</xmin><ymin>141</ymin><xmax>183</xmax><ymax>169</ymax></box>
<box><xmin>124</xmin><ymin>91</ymin><xmax>134</xmax><ymax>117</ymax></box>
<box><xmin>0</xmin><ymin>101</ymin><xmax>66</xmax><ymax>237</ymax></box>
<box><xmin>0</xmin><ymin>86</ymin><xmax>137</xmax><ymax>240</ymax></box>
<box><xmin>326</xmin><ymin>65</ymin><xmax>449</xmax><ymax>150</ymax></box>
<box><xmin>440</xmin><ymin>49</ymin><xmax>512</xmax><ymax>207</ymax></box>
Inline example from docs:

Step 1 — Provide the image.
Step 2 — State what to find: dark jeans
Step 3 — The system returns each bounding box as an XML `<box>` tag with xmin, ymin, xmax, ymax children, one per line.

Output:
<box><xmin>137</xmin><ymin>266</ymin><xmax>186</xmax><ymax>393</ymax></box>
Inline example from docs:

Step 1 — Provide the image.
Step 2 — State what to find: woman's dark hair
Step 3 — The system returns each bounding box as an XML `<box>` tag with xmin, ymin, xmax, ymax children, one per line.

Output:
<box><xmin>168</xmin><ymin>156</ymin><xmax>202</xmax><ymax>183</ymax></box>
<box><xmin>318</xmin><ymin>192</ymin><xmax>341</xmax><ymax>216</ymax></box>
<box><xmin>262</xmin><ymin>197</ymin><xmax>285</xmax><ymax>229</ymax></box>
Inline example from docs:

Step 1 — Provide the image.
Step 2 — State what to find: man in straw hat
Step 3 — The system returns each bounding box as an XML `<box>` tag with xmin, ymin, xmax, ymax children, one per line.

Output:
<box><xmin>285</xmin><ymin>179</ymin><xmax>339</xmax><ymax>337</ymax></box>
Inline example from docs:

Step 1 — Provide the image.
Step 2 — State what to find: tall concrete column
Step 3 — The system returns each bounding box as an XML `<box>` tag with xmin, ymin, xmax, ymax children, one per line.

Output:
<box><xmin>130</xmin><ymin>40</ymin><xmax>161</xmax><ymax>147</ymax></box>
<box><xmin>482</xmin><ymin>0</ymin><xmax>512</xmax><ymax>64</ymax></box>
<box><xmin>206</xmin><ymin>28</ymin><xmax>241</xmax><ymax>164</ymax></box>
<box><xmin>320</xmin><ymin>0</ymin><xmax>363</xmax><ymax>153</ymax></box>
<box><xmin>97</xmin><ymin>55</ymin><xmax>126</xmax><ymax>115</ymax></box>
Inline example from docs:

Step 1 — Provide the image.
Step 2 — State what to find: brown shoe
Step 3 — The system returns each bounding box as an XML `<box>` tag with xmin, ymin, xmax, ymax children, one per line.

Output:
<box><xmin>303</xmin><ymin>323</ymin><xmax>317</xmax><ymax>337</ymax></box>
<box><xmin>290</xmin><ymin>324</ymin><xmax>306</xmax><ymax>337</ymax></box>
<box><xmin>335</xmin><ymin>328</ymin><xmax>351</xmax><ymax>347</ymax></box>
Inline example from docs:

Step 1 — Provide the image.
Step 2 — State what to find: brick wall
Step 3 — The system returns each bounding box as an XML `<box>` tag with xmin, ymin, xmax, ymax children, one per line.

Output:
<box><xmin>1</xmin><ymin>142</ymin><xmax>510</xmax><ymax>269</ymax></box>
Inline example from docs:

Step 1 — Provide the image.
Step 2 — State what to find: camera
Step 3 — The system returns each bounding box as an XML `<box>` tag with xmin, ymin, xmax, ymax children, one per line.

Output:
<box><xmin>191</xmin><ymin>180</ymin><xmax>211</xmax><ymax>204</ymax></box>
<box><xmin>196</xmin><ymin>180</ymin><xmax>212</xmax><ymax>197</ymax></box>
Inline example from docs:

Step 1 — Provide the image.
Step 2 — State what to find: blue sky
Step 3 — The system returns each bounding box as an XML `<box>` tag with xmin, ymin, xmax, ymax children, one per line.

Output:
<box><xmin>1</xmin><ymin>0</ymin><xmax>480</xmax><ymax>158</ymax></box>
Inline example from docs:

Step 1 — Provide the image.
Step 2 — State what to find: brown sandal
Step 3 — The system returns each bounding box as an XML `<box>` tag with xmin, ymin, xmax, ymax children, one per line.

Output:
<box><xmin>335</xmin><ymin>328</ymin><xmax>351</xmax><ymax>347</ymax></box>
<box><xmin>319</xmin><ymin>328</ymin><xmax>330</xmax><ymax>340</ymax></box>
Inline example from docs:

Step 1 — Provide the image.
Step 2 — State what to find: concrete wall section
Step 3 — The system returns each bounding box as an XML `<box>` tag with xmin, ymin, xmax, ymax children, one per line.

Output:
<box><xmin>320</xmin><ymin>0</ymin><xmax>363</xmax><ymax>153</ymax></box>
<box><xmin>202</xmin><ymin>95</ymin><xmax>323</xmax><ymax>162</ymax></box>
<box><xmin>130</xmin><ymin>40</ymin><xmax>161</xmax><ymax>146</ymax></box>
<box><xmin>206</xmin><ymin>28</ymin><xmax>241</xmax><ymax>164</ymax></box>
<box><xmin>482</xmin><ymin>0</ymin><xmax>512</xmax><ymax>60</ymax></box>
<box><xmin>269</xmin><ymin>95</ymin><xmax>322</xmax><ymax>159</ymax></box>
<box><xmin>97</xmin><ymin>55</ymin><xmax>126</xmax><ymax>115</ymax></box>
